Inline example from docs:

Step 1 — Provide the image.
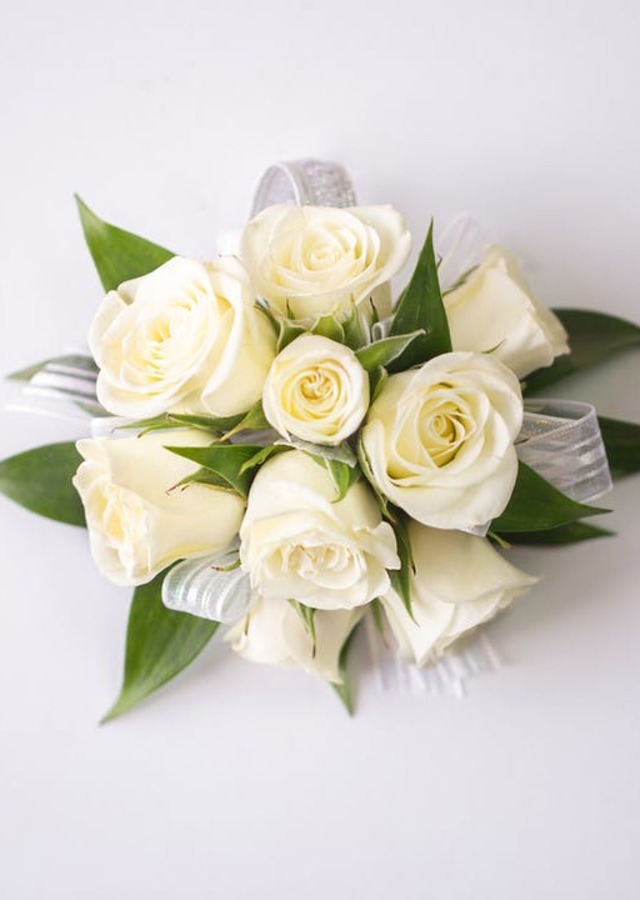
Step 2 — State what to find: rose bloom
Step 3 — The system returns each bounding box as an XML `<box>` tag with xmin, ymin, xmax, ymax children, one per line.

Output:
<box><xmin>360</xmin><ymin>351</ymin><xmax>523</xmax><ymax>531</ymax></box>
<box><xmin>89</xmin><ymin>256</ymin><xmax>275</xmax><ymax>419</ymax></box>
<box><xmin>443</xmin><ymin>246</ymin><xmax>570</xmax><ymax>378</ymax></box>
<box><xmin>262</xmin><ymin>334</ymin><xmax>369</xmax><ymax>445</ymax></box>
<box><xmin>73</xmin><ymin>430</ymin><xmax>244</xmax><ymax>586</ymax></box>
<box><xmin>239</xmin><ymin>204</ymin><xmax>411</xmax><ymax>321</ymax></box>
<box><xmin>239</xmin><ymin>450</ymin><xmax>400</xmax><ymax>611</ymax></box>
<box><xmin>225</xmin><ymin>597</ymin><xmax>362</xmax><ymax>683</ymax></box>
<box><xmin>382</xmin><ymin>523</ymin><xmax>537</xmax><ymax>666</ymax></box>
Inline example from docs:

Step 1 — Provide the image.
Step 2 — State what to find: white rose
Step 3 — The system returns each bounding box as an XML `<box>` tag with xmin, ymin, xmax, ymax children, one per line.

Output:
<box><xmin>239</xmin><ymin>450</ymin><xmax>399</xmax><ymax>611</ymax></box>
<box><xmin>382</xmin><ymin>523</ymin><xmax>538</xmax><ymax>666</ymax></box>
<box><xmin>262</xmin><ymin>334</ymin><xmax>369</xmax><ymax>445</ymax></box>
<box><xmin>225</xmin><ymin>596</ymin><xmax>361</xmax><ymax>683</ymax></box>
<box><xmin>72</xmin><ymin>430</ymin><xmax>245</xmax><ymax>586</ymax></box>
<box><xmin>89</xmin><ymin>256</ymin><xmax>276</xmax><ymax>419</ymax></box>
<box><xmin>239</xmin><ymin>204</ymin><xmax>411</xmax><ymax>320</ymax></box>
<box><xmin>360</xmin><ymin>351</ymin><xmax>523</xmax><ymax>531</ymax></box>
<box><xmin>443</xmin><ymin>246</ymin><xmax>570</xmax><ymax>378</ymax></box>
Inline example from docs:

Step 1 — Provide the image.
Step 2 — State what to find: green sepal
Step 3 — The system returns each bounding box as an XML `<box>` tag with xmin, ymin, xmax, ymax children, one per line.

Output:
<box><xmin>0</xmin><ymin>442</ymin><xmax>85</xmax><ymax>526</ymax></box>
<box><xmin>330</xmin><ymin>620</ymin><xmax>361</xmax><ymax>716</ymax></box>
<box><xmin>101</xmin><ymin>571</ymin><xmax>219</xmax><ymax>723</ymax></box>
<box><xmin>165</xmin><ymin>444</ymin><xmax>261</xmax><ymax>498</ymax></box>
<box><xmin>355</xmin><ymin>330</ymin><xmax>425</xmax><ymax>372</ymax></box>
<box><xmin>598</xmin><ymin>416</ymin><xmax>640</xmax><ymax>479</ymax></box>
<box><xmin>492</xmin><ymin>461</ymin><xmax>610</xmax><ymax>533</ymax></box>
<box><xmin>388</xmin><ymin>220</ymin><xmax>451</xmax><ymax>372</ymax></box>
<box><xmin>312</xmin><ymin>314</ymin><xmax>345</xmax><ymax>343</ymax></box>
<box><xmin>501</xmin><ymin>521</ymin><xmax>615</xmax><ymax>546</ymax></box>
<box><xmin>524</xmin><ymin>309</ymin><xmax>640</xmax><ymax>394</ymax></box>
<box><xmin>342</xmin><ymin>306</ymin><xmax>369</xmax><ymax>350</ymax></box>
<box><xmin>288</xmin><ymin>600</ymin><xmax>317</xmax><ymax>656</ymax></box>
<box><xmin>75</xmin><ymin>196</ymin><xmax>174</xmax><ymax>292</ymax></box>
<box><xmin>276</xmin><ymin>318</ymin><xmax>307</xmax><ymax>353</ymax></box>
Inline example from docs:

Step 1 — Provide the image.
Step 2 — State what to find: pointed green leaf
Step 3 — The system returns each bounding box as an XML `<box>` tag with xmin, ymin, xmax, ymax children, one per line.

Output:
<box><xmin>220</xmin><ymin>401</ymin><xmax>269</xmax><ymax>439</ymax></box>
<box><xmin>357</xmin><ymin>435</ymin><xmax>393</xmax><ymax>519</ymax></box>
<box><xmin>492</xmin><ymin>461</ymin><xmax>609</xmax><ymax>533</ymax></box>
<box><xmin>278</xmin><ymin>437</ymin><xmax>358</xmax><ymax>467</ymax></box>
<box><xmin>501</xmin><ymin>521</ymin><xmax>614</xmax><ymax>546</ymax></box>
<box><xmin>288</xmin><ymin>600</ymin><xmax>318</xmax><ymax>654</ymax></box>
<box><xmin>330</xmin><ymin>620</ymin><xmax>361</xmax><ymax>716</ymax></box>
<box><xmin>239</xmin><ymin>444</ymin><xmax>289</xmax><ymax>474</ymax></box>
<box><xmin>118</xmin><ymin>411</ymin><xmax>245</xmax><ymax>436</ymax></box>
<box><xmin>8</xmin><ymin>353</ymin><xmax>98</xmax><ymax>383</ymax></box>
<box><xmin>166</xmin><ymin>443</ymin><xmax>259</xmax><ymax>497</ymax></box>
<box><xmin>76</xmin><ymin>195</ymin><xmax>174</xmax><ymax>293</ymax></box>
<box><xmin>388</xmin><ymin>221</ymin><xmax>451</xmax><ymax>371</ymax></box>
<box><xmin>102</xmin><ymin>571</ymin><xmax>218</xmax><ymax>722</ymax></box>
<box><xmin>389</xmin><ymin>515</ymin><xmax>415</xmax><ymax>619</ymax></box>
<box><xmin>355</xmin><ymin>330</ymin><xmax>425</xmax><ymax>372</ymax></box>
<box><xmin>598</xmin><ymin>416</ymin><xmax>640</xmax><ymax>479</ymax></box>
<box><xmin>524</xmin><ymin>310</ymin><xmax>640</xmax><ymax>394</ymax></box>
<box><xmin>0</xmin><ymin>442</ymin><xmax>85</xmax><ymax>526</ymax></box>
<box><xmin>321</xmin><ymin>458</ymin><xmax>361</xmax><ymax>501</ymax></box>
<box><xmin>170</xmin><ymin>466</ymin><xmax>238</xmax><ymax>492</ymax></box>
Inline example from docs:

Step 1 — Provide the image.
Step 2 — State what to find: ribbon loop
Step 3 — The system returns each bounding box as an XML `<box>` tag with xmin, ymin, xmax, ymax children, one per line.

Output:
<box><xmin>251</xmin><ymin>159</ymin><xmax>356</xmax><ymax>215</ymax></box>
<box><xmin>519</xmin><ymin>400</ymin><xmax>612</xmax><ymax>503</ymax></box>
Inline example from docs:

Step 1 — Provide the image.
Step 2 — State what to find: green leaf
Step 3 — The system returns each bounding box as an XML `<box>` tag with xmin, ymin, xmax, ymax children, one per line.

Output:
<box><xmin>8</xmin><ymin>353</ymin><xmax>98</xmax><ymax>382</ymax></box>
<box><xmin>101</xmin><ymin>571</ymin><xmax>219</xmax><ymax>722</ymax></box>
<box><xmin>0</xmin><ymin>442</ymin><xmax>85</xmax><ymax>526</ymax></box>
<box><xmin>330</xmin><ymin>621</ymin><xmax>361</xmax><ymax>716</ymax></box>
<box><xmin>369</xmin><ymin>366</ymin><xmax>389</xmax><ymax>403</ymax></box>
<box><xmin>389</xmin><ymin>515</ymin><xmax>415</xmax><ymax>619</ymax></box>
<box><xmin>598</xmin><ymin>416</ymin><xmax>640</xmax><ymax>479</ymax></box>
<box><xmin>357</xmin><ymin>435</ymin><xmax>393</xmax><ymax>519</ymax></box>
<box><xmin>239</xmin><ymin>444</ymin><xmax>289</xmax><ymax>474</ymax></box>
<box><xmin>524</xmin><ymin>310</ymin><xmax>640</xmax><ymax>394</ymax></box>
<box><xmin>322</xmin><ymin>459</ymin><xmax>361</xmax><ymax>501</ymax></box>
<box><xmin>76</xmin><ymin>195</ymin><xmax>174</xmax><ymax>293</ymax></box>
<box><xmin>118</xmin><ymin>411</ymin><xmax>245</xmax><ymax>436</ymax></box>
<box><xmin>502</xmin><ymin>521</ymin><xmax>615</xmax><ymax>546</ymax></box>
<box><xmin>166</xmin><ymin>443</ymin><xmax>259</xmax><ymax>497</ymax></box>
<box><xmin>288</xmin><ymin>600</ymin><xmax>317</xmax><ymax>655</ymax></box>
<box><xmin>279</xmin><ymin>436</ymin><xmax>358</xmax><ymax>467</ymax></box>
<box><xmin>388</xmin><ymin>220</ymin><xmax>451</xmax><ymax>371</ymax></box>
<box><xmin>492</xmin><ymin>461</ymin><xmax>609</xmax><ymax>533</ymax></box>
<box><xmin>220</xmin><ymin>401</ymin><xmax>269</xmax><ymax>439</ymax></box>
<box><xmin>312</xmin><ymin>314</ymin><xmax>345</xmax><ymax>343</ymax></box>
<box><xmin>355</xmin><ymin>330</ymin><xmax>425</xmax><ymax>372</ymax></box>
<box><xmin>170</xmin><ymin>467</ymin><xmax>238</xmax><ymax>492</ymax></box>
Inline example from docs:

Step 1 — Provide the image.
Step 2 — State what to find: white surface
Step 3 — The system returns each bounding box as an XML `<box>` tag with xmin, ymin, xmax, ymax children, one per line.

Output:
<box><xmin>1</xmin><ymin>1</ymin><xmax>640</xmax><ymax>898</ymax></box>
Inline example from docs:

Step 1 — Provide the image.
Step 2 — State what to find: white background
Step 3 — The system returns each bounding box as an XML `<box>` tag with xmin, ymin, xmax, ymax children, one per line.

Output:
<box><xmin>1</xmin><ymin>1</ymin><xmax>640</xmax><ymax>898</ymax></box>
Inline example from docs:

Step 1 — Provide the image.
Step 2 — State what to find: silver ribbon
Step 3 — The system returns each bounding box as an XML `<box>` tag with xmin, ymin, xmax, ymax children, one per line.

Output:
<box><xmin>519</xmin><ymin>399</ymin><xmax>612</xmax><ymax>503</ymax></box>
<box><xmin>162</xmin><ymin>542</ymin><xmax>254</xmax><ymax>623</ymax></box>
<box><xmin>251</xmin><ymin>159</ymin><xmax>355</xmax><ymax>215</ymax></box>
